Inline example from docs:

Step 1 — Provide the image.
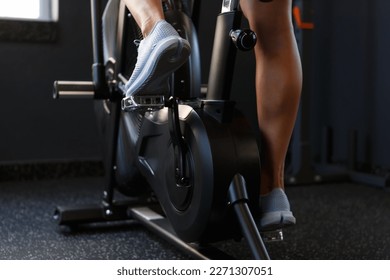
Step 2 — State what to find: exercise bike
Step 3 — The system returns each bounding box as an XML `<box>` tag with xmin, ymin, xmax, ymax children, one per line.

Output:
<box><xmin>53</xmin><ymin>0</ymin><xmax>282</xmax><ymax>260</ymax></box>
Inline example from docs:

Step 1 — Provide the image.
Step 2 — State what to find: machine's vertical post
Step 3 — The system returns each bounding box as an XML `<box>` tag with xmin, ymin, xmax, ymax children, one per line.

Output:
<box><xmin>90</xmin><ymin>0</ymin><xmax>109</xmax><ymax>97</ymax></box>
<box><xmin>90</xmin><ymin>0</ymin><xmax>104</xmax><ymax>66</ymax></box>
<box><xmin>90</xmin><ymin>0</ymin><xmax>120</xmax><ymax>207</ymax></box>
<box><xmin>206</xmin><ymin>1</ymin><xmax>241</xmax><ymax>101</ymax></box>
<box><xmin>228</xmin><ymin>174</ymin><xmax>270</xmax><ymax>260</ymax></box>
<box><xmin>102</xmin><ymin>101</ymin><xmax>122</xmax><ymax>208</ymax></box>
<box><xmin>221</xmin><ymin>0</ymin><xmax>239</xmax><ymax>12</ymax></box>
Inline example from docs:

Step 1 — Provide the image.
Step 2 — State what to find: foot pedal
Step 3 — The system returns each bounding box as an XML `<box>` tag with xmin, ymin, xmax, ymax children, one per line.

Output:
<box><xmin>121</xmin><ymin>95</ymin><xmax>165</xmax><ymax>112</ymax></box>
<box><xmin>261</xmin><ymin>229</ymin><xmax>283</xmax><ymax>242</ymax></box>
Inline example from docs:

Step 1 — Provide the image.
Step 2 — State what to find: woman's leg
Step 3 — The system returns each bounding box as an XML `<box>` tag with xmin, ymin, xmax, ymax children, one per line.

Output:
<box><xmin>123</xmin><ymin>0</ymin><xmax>164</xmax><ymax>36</ymax></box>
<box><xmin>240</xmin><ymin>0</ymin><xmax>302</xmax><ymax>228</ymax></box>
<box><xmin>121</xmin><ymin>0</ymin><xmax>191</xmax><ymax>102</ymax></box>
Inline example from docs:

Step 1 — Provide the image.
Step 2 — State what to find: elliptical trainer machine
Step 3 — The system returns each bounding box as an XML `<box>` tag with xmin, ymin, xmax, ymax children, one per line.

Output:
<box><xmin>53</xmin><ymin>0</ymin><xmax>281</xmax><ymax>259</ymax></box>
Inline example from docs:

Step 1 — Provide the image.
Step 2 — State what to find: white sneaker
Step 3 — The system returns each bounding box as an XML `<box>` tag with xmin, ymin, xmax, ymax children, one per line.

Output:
<box><xmin>125</xmin><ymin>20</ymin><xmax>191</xmax><ymax>98</ymax></box>
<box><xmin>259</xmin><ymin>188</ymin><xmax>296</xmax><ymax>231</ymax></box>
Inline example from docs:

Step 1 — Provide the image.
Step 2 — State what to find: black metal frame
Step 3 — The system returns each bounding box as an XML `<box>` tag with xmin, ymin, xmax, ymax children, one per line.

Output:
<box><xmin>53</xmin><ymin>0</ymin><xmax>275</xmax><ymax>259</ymax></box>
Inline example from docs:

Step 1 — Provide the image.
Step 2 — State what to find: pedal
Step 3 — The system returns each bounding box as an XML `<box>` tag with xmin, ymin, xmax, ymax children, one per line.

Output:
<box><xmin>261</xmin><ymin>229</ymin><xmax>283</xmax><ymax>242</ymax></box>
<box><xmin>121</xmin><ymin>95</ymin><xmax>165</xmax><ymax>112</ymax></box>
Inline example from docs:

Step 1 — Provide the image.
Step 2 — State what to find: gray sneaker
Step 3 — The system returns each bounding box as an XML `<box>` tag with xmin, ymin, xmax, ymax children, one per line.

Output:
<box><xmin>259</xmin><ymin>188</ymin><xmax>296</xmax><ymax>231</ymax></box>
<box><xmin>123</xmin><ymin>20</ymin><xmax>191</xmax><ymax>110</ymax></box>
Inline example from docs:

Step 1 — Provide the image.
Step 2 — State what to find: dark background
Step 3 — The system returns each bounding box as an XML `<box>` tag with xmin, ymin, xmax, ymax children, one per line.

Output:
<box><xmin>310</xmin><ymin>0</ymin><xmax>390</xmax><ymax>170</ymax></box>
<box><xmin>0</xmin><ymin>0</ymin><xmax>98</xmax><ymax>164</ymax></box>
<box><xmin>0</xmin><ymin>0</ymin><xmax>389</xmax><ymax>176</ymax></box>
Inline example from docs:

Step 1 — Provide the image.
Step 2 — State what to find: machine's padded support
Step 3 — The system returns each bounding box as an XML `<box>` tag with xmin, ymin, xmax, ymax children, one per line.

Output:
<box><xmin>228</xmin><ymin>173</ymin><xmax>271</xmax><ymax>260</ymax></box>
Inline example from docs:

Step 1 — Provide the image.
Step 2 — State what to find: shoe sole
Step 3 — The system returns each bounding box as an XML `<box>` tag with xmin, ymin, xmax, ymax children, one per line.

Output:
<box><xmin>260</xmin><ymin>210</ymin><xmax>296</xmax><ymax>232</ymax></box>
<box><xmin>126</xmin><ymin>36</ymin><xmax>191</xmax><ymax>96</ymax></box>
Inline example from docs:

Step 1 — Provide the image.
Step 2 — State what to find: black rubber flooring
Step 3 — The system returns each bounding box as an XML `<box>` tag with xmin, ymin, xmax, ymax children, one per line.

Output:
<box><xmin>0</xmin><ymin>177</ymin><xmax>389</xmax><ymax>259</ymax></box>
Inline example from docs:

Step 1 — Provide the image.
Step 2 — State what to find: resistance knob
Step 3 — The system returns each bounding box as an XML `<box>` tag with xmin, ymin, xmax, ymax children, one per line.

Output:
<box><xmin>230</xmin><ymin>29</ymin><xmax>257</xmax><ymax>51</ymax></box>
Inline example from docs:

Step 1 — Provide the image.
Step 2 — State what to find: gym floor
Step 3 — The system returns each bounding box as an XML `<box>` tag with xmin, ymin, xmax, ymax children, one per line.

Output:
<box><xmin>1</xmin><ymin>172</ymin><xmax>390</xmax><ymax>260</ymax></box>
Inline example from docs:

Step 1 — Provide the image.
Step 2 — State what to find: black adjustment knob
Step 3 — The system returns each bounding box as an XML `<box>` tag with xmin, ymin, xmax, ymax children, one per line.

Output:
<box><xmin>230</xmin><ymin>29</ymin><xmax>257</xmax><ymax>51</ymax></box>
